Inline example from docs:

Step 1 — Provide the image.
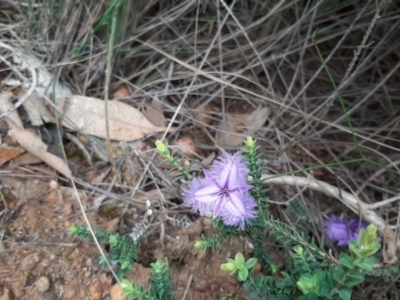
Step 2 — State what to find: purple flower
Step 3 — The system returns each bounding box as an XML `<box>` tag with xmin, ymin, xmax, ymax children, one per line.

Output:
<box><xmin>324</xmin><ymin>215</ymin><xmax>368</xmax><ymax>246</ymax></box>
<box><xmin>183</xmin><ymin>152</ymin><xmax>257</xmax><ymax>229</ymax></box>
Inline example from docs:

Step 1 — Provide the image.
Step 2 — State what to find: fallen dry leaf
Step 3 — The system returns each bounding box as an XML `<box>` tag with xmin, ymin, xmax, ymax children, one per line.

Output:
<box><xmin>9</xmin><ymin>129</ymin><xmax>72</xmax><ymax>178</ymax></box>
<box><xmin>56</xmin><ymin>95</ymin><xmax>168</xmax><ymax>141</ymax></box>
<box><xmin>0</xmin><ymin>92</ymin><xmax>71</xmax><ymax>178</ymax></box>
<box><xmin>143</xmin><ymin>99</ymin><xmax>166</xmax><ymax>128</ymax></box>
<box><xmin>18</xmin><ymin>89</ymin><xmax>55</xmax><ymax>126</ymax></box>
<box><xmin>11</xmin><ymin>152</ymin><xmax>42</xmax><ymax>166</ymax></box>
<box><xmin>216</xmin><ymin>107</ymin><xmax>270</xmax><ymax>147</ymax></box>
<box><xmin>0</xmin><ymin>145</ymin><xmax>25</xmax><ymax>166</ymax></box>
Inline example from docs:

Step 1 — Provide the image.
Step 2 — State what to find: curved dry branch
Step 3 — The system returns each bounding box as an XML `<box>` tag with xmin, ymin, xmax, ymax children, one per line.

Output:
<box><xmin>262</xmin><ymin>174</ymin><xmax>398</xmax><ymax>264</ymax></box>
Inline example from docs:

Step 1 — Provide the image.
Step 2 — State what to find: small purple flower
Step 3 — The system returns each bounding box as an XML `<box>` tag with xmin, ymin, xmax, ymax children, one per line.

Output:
<box><xmin>183</xmin><ymin>152</ymin><xmax>257</xmax><ymax>230</ymax></box>
<box><xmin>324</xmin><ymin>215</ymin><xmax>368</xmax><ymax>246</ymax></box>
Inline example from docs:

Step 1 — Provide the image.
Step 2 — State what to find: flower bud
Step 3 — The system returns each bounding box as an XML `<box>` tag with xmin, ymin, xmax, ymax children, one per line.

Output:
<box><xmin>155</xmin><ymin>140</ymin><xmax>168</xmax><ymax>153</ymax></box>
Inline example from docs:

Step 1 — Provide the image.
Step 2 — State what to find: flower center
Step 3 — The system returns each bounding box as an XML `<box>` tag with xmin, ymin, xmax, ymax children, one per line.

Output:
<box><xmin>222</xmin><ymin>188</ymin><xmax>229</xmax><ymax>195</ymax></box>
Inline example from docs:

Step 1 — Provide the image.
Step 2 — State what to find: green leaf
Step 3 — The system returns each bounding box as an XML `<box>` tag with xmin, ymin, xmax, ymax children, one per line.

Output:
<box><xmin>361</xmin><ymin>243</ymin><xmax>381</xmax><ymax>257</ymax></box>
<box><xmin>245</xmin><ymin>258</ymin><xmax>257</xmax><ymax>269</ymax></box>
<box><xmin>250</xmin><ymin>290</ymin><xmax>260</xmax><ymax>298</ymax></box>
<box><xmin>121</xmin><ymin>260</ymin><xmax>130</xmax><ymax>269</ymax></box>
<box><xmin>358</xmin><ymin>224</ymin><xmax>378</xmax><ymax>247</ymax></box>
<box><xmin>68</xmin><ymin>225</ymin><xmax>78</xmax><ymax>234</ymax></box>
<box><xmin>109</xmin><ymin>234</ymin><xmax>118</xmax><ymax>246</ymax></box>
<box><xmin>297</xmin><ymin>275</ymin><xmax>318</xmax><ymax>295</ymax></box>
<box><xmin>121</xmin><ymin>279</ymin><xmax>134</xmax><ymax>294</ymax></box>
<box><xmin>243</xmin><ymin>281</ymin><xmax>252</xmax><ymax>289</ymax></box>
<box><xmin>221</xmin><ymin>260</ymin><xmax>237</xmax><ymax>274</ymax></box>
<box><xmin>349</xmin><ymin>241</ymin><xmax>361</xmax><ymax>259</ymax></box>
<box><xmin>306</xmin><ymin>292</ymin><xmax>320</xmax><ymax>300</ymax></box>
<box><xmin>344</xmin><ymin>273</ymin><xmax>364</xmax><ymax>287</ymax></box>
<box><xmin>337</xmin><ymin>287</ymin><xmax>351</xmax><ymax>300</ymax></box>
<box><xmin>333</xmin><ymin>270</ymin><xmax>345</xmax><ymax>285</ymax></box>
<box><xmin>374</xmin><ymin>268</ymin><xmax>382</xmax><ymax>276</ymax></box>
<box><xmin>355</xmin><ymin>261</ymin><xmax>373</xmax><ymax>272</ymax></box>
<box><xmin>383</xmin><ymin>267</ymin><xmax>392</xmax><ymax>276</ymax></box>
<box><xmin>235</xmin><ymin>252</ymin><xmax>245</xmax><ymax>266</ymax></box>
<box><xmin>238</xmin><ymin>268</ymin><xmax>249</xmax><ymax>281</ymax></box>
<box><xmin>339</xmin><ymin>253</ymin><xmax>353</xmax><ymax>269</ymax></box>
<box><xmin>320</xmin><ymin>287</ymin><xmax>333</xmax><ymax>299</ymax></box>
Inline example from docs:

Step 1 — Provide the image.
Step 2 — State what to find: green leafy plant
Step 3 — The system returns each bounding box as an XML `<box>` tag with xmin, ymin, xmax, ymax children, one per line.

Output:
<box><xmin>149</xmin><ymin>260</ymin><xmax>175</xmax><ymax>300</ymax></box>
<box><xmin>121</xmin><ymin>260</ymin><xmax>175</xmax><ymax>300</ymax></box>
<box><xmin>221</xmin><ymin>252</ymin><xmax>257</xmax><ymax>282</ymax></box>
<box><xmin>70</xmin><ymin>225</ymin><xmax>176</xmax><ymax>300</ymax></box>
<box><xmin>155</xmin><ymin>140</ymin><xmax>193</xmax><ymax>181</ymax></box>
<box><xmin>223</xmin><ymin>224</ymin><xmax>382</xmax><ymax>300</ymax></box>
<box><xmin>69</xmin><ymin>225</ymin><xmax>140</xmax><ymax>279</ymax></box>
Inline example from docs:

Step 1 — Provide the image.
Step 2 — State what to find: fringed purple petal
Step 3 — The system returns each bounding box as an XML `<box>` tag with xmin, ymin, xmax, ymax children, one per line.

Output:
<box><xmin>230</xmin><ymin>184</ymin><xmax>253</xmax><ymax>193</ymax></box>
<box><xmin>347</xmin><ymin>219</ymin><xmax>368</xmax><ymax>232</ymax></box>
<box><xmin>324</xmin><ymin>215</ymin><xmax>351</xmax><ymax>244</ymax></box>
<box><xmin>220</xmin><ymin>157</ymin><xmax>239</xmax><ymax>189</ymax></box>
<box><xmin>218</xmin><ymin>192</ymin><xmax>257</xmax><ymax>230</ymax></box>
<box><xmin>212</xmin><ymin>195</ymin><xmax>227</xmax><ymax>217</ymax></box>
<box><xmin>204</xmin><ymin>170</ymin><xmax>221</xmax><ymax>188</ymax></box>
<box><xmin>209</xmin><ymin>152</ymin><xmax>249</xmax><ymax>189</ymax></box>
<box><xmin>324</xmin><ymin>215</ymin><xmax>368</xmax><ymax>246</ymax></box>
<box><xmin>193</xmin><ymin>185</ymin><xmax>221</xmax><ymax>203</ymax></box>
<box><xmin>183</xmin><ymin>178</ymin><xmax>219</xmax><ymax>216</ymax></box>
<box><xmin>337</xmin><ymin>238</ymin><xmax>351</xmax><ymax>246</ymax></box>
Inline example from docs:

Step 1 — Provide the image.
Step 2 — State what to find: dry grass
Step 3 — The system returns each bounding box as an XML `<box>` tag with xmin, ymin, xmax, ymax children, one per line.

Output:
<box><xmin>1</xmin><ymin>0</ymin><xmax>400</xmax><ymax>298</ymax></box>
